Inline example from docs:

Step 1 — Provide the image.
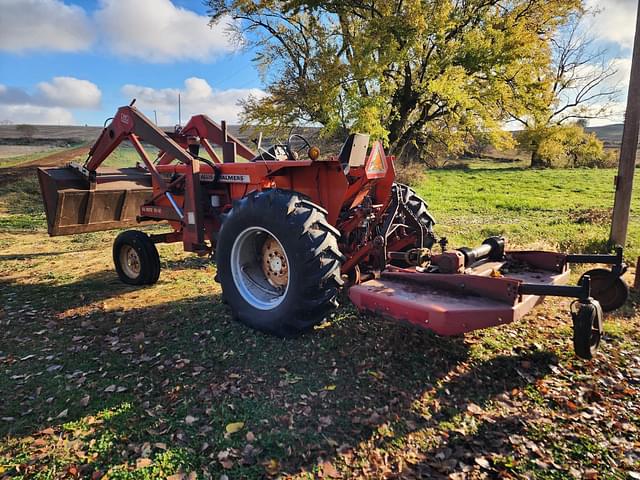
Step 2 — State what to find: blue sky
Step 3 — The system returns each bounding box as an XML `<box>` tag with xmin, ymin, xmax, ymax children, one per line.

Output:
<box><xmin>0</xmin><ymin>0</ymin><xmax>636</xmax><ymax>126</ymax></box>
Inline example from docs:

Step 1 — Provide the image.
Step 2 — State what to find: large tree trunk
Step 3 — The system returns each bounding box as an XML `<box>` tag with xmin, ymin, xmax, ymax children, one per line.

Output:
<box><xmin>530</xmin><ymin>148</ymin><xmax>546</xmax><ymax>168</ymax></box>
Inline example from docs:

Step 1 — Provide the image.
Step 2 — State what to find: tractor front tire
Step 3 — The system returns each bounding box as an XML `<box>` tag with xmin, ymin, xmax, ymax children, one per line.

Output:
<box><xmin>216</xmin><ymin>189</ymin><xmax>344</xmax><ymax>336</ymax></box>
<box><xmin>390</xmin><ymin>183</ymin><xmax>436</xmax><ymax>267</ymax></box>
<box><xmin>113</xmin><ymin>230</ymin><xmax>161</xmax><ymax>285</ymax></box>
<box><xmin>395</xmin><ymin>183</ymin><xmax>436</xmax><ymax>237</ymax></box>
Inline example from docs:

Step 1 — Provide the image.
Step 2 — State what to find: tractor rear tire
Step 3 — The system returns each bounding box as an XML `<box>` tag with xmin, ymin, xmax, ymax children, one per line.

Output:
<box><xmin>216</xmin><ymin>189</ymin><xmax>344</xmax><ymax>336</ymax></box>
<box><xmin>113</xmin><ymin>230</ymin><xmax>161</xmax><ymax>285</ymax></box>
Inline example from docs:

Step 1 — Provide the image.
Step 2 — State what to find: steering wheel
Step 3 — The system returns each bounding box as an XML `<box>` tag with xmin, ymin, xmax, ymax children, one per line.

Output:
<box><xmin>286</xmin><ymin>133</ymin><xmax>312</xmax><ymax>159</ymax></box>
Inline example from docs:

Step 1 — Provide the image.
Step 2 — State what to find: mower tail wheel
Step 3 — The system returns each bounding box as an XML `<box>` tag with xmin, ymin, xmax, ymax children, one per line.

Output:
<box><xmin>572</xmin><ymin>299</ymin><xmax>603</xmax><ymax>360</ymax></box>
<box><xmin>216</xmin><ymin>189</ymin><xmax>344</xmax><ymax>337</ymax></box>
<box><xmin>578</xmin><ymin>268</ymin><xmax>629</xmax><ymax>312</ymax></box>
<box><xmin>113</xmin><ymin>230</ymin><xmax>161</xmax><ymax>285</ymax></box>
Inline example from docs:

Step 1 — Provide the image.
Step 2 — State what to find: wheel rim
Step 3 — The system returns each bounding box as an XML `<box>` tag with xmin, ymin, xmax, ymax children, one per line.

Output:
<box><xmin>120</xmin><ymin>245</ymin><xmax>141</xmax><ymax>278</ymax></box>
<box><xmin>230</xmin><ymin>227</ymin><xmax>290</xmax><ymax>310</ymax></box>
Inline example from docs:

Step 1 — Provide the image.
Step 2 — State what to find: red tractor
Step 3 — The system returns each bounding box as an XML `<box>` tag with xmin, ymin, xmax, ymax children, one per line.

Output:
<box><xmin>38</xmin><ymin>103</ymin><xmax>629</xmax><ymax>358</ymax></box>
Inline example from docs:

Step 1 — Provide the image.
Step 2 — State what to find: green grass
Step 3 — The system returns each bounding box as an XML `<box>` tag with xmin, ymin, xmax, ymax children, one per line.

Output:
<box><xmin>0</xmin><ymin>153</ymin><xmax>638</xmax><ymax>478</ymax></box>
<box><xmin>0</xmin><ymin>175</ymin><xmax>47</xmax><ymax>231</ymax></box>
<box><xmin>102</xmin><ymin>145</ymin><xmax>233</xmax><ymax>168</ymax></box>
<box><xmin>416</xmin><ymin>161</ymin><xmax>640</xmax><ymax>261</ymax></box>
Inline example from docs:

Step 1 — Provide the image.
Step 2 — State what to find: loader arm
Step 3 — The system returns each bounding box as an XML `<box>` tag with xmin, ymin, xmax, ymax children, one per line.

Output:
<box><xmin>86</xmin><ymin>105</ymin><xmax>195</xmax><ymax>173</ymax></box>
<box><xmin>169</xmin><ymin>114</ymin><xmax>256</xmax><ymax>164</ymax></box>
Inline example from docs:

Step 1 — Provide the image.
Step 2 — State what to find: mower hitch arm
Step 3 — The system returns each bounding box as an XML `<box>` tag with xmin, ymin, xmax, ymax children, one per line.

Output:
<box><xmin>518</xmin><ymin>275</ymin><xmax>592</xmax><ymax>300</ymax></box>
<box><xmin>565</xmin><ymin>245</ymin><xmax>627</xmax><ymax>275</ymax></box>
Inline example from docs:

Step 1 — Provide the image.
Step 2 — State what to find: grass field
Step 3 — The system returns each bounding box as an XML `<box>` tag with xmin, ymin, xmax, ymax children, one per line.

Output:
<box><xmin>0</xmin><ymin>151</ymin><xmax>639</xmax><ymax>479</ymax></box>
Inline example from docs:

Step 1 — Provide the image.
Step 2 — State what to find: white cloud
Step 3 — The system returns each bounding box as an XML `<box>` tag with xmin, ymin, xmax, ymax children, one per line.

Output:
<box><xmin>0</xmin><ymin>77</ymin><xmax>102</xmax><ymax>124</ymax></box>
<box><xmin>37</xmin><ymin>77</ymin><xmax>102</xmax><ymax>109</ymax></box>
<box><xmin>0</xmin><ymin>0</ymin><xmax>94</xmax><ymax>53</ymax></box>
<box><xmin>0</xmin><ymin>0</ymin><xmax>240</xmax><ymax>63</ymax></box>
<box><xmin>587</xmin><ymin>0</ymin><xmax>637</xmax><ymax>49</ymax></box>
<box><xmin>0</xmin><ymin>104</ymin><xmax>74</xmax><ymax>125</ymax></box>
<box><xmin>95</xmin><ymin>0</ymin><xmax>238</xmax><ymax>63</ymax></box>
<box><xmin>585</xmin><ymin>58</ymin><xmax>632</xmax><ymax>125</ymax></box>
<box><xmin>121</xmin><ymin>77</ymin><xmax>265</xmax><ymax>124</ymax></box>
<box><xmin>610</xmin><ymin>58</ymin><xmax>632</xmax><ymax>89</ymax></box>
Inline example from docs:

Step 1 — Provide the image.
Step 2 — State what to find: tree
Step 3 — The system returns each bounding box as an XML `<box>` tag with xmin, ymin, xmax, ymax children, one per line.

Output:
<box><xmin>517</xmin><ymin>122</ymin><xmax>614</xmax><ymax>168</ymax></box>
<box><xmin>16</xmin><ymin>124</ymin><xmax>37</xmax><ymax>139</ymax></box>
<box><xmin>509</xmin><ymin>10</ymin><xmax>619</xmax><ymax>167</ymax></box>
<box><xmin>208</xmin><ymin>0</ymin><xmax>581</xmax><ymax>163</ymax></box>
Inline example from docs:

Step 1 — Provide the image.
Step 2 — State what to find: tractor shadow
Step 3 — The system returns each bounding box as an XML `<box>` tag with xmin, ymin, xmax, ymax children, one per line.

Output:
<box><xmin>385</xmin><ymin>350</ymin><xmax>557</xmax><ymax>478</ymax></box>
<box><xmin>0</xmin><ymin>270</ymin><xmax>557</xmax><ymax>477</ymax></box>
<box><xmin>1</xmin><ymin>270</ymin><xmax>146</xmax><ymax>317</ymax></box>
<box><xmin>0</xmin><ymin>248</ymin><xmax>96</xmax><ymax>261</ymax></box>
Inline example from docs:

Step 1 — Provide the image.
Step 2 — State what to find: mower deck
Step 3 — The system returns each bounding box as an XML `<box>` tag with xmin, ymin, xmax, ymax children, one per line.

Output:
<box><xmin>349</xmin><ymin>261</ymin><xmax>571</xmax><ymax>336</ymax></box>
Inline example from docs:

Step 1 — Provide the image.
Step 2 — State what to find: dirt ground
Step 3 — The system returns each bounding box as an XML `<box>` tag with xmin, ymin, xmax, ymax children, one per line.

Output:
<box><xmin>0</xmin><ymin>151</ymin><xmax>639</xmax><ymax>479</ymax></box>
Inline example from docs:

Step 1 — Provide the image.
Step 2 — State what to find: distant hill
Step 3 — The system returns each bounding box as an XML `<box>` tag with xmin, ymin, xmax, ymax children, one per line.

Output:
<box><xmin>0</xmin><ymin>122</ymin><xmax>630</xmax><ymax>154</ymax></box>
<box><xmin>586</xmin><ymin>124</ymin><xmax>624</xmax><ymax>148</ymax></box>
<box><xmin>0</xmin><ymin>124</ymin><xmax>250</xmax><ymax>145</ymax></box>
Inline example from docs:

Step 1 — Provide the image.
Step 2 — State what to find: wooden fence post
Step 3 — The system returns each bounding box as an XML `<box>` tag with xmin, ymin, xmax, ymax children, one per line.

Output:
<box><xmin>610</xmin><ymin>1</ymin><xmax>640</xmax><ymax>246</ymax></box>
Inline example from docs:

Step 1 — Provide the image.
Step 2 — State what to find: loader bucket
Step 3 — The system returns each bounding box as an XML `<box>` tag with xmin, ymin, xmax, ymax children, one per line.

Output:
<box><xmin>37</xmin><ymin>166</ymin><xmax>153</xmax><ymax>236</ymax></box>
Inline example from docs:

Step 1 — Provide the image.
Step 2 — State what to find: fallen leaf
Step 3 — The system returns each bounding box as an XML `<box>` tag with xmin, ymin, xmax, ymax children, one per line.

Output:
<box><xmin>264</xmin><ymin>458</ymin><xmax>280</xmax><ymax>475</ymax></box>
<box><xmin>319</xmin><ymin>415</ymin><xmax>333</xmax><ymax>427</ymax></box>
<box><xmin>321</xmin><ymin>461</ymin><xmax>341</xmax><ymax>478</ymax></box>
<box><xmin>79</xmin><ymin>395</ymin><xmax>90</xmax><ymax>407</ymax></box>
<box><xmin>104</xmin><ymin>385</ymin><xmax>116</xmax><ymax>393</ymax></box>
<box><xmin>324</xmin><ymin>385</ymin><xmax>337</xmax><ymax>391</ymax></box>
<box><xmin>136</xmin><ymin>458</ymin><xmax>152</xmax><ymax>469</ymax></box>
<box><xmin>566</xmin><ymin>400</ymin><xmax>578</xmax><ymax>412</ymax></box>
<box><xmin>185</xmin><ymin>415</ymin><xmax>198</xmax><ymax>425</ymax></box>
<box><xmin>57</xmin><ymin>409</ymin><xmax>68</xmax><ymax>419</ymax></box>
<box><xmin>246</xmin><ymin>431</ymin><xmax>256</xmax><ymax>442</ymax></box>
<box><xmin>226</xmin><ymin>421</ymin><xmax>244</xmax><ymax>434</ymax></box>
<box><xmin>466</xmin><ymin>403</ymin><xmax>484</xmax><ymax>415</ymax></box>
<box><xmin>474</xmin><ymin>456</ymin><xmax>491</xmax><ymax>469</ymax></box>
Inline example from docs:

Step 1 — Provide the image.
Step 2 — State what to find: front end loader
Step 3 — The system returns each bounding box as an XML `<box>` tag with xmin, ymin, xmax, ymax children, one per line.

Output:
<box><xmin>37</xmin><ymin>103</ymin><xmax>630</xmax><ymax>359</ymax></box>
